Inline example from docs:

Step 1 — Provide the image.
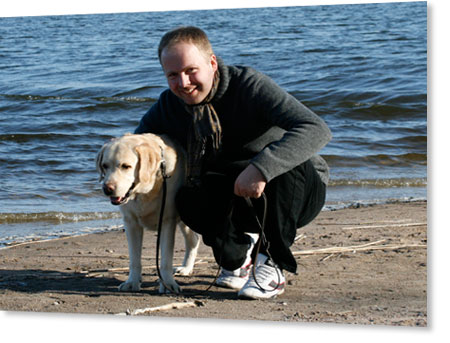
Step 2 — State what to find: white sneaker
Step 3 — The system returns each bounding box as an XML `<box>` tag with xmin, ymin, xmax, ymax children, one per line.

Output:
<box><xmin>238</xmin><ymin>253</ymin><xmax>285</xmax><ymax>300</ymax></box>
<box><xmin>215</xmin><ymin>233</ymin><xmax>258</xmax><ymax>290</ymax></box>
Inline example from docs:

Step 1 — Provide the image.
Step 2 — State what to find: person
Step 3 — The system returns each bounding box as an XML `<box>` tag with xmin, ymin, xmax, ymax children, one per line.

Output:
<box><xmin>135</xmin><ymin>26</ymin><xmax>332</xmax><ymax>300</ymax></box>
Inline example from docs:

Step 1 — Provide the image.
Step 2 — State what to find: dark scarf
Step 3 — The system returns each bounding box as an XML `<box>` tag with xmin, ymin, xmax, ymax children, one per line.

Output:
<box><xmin>184</xmin><ymin>70</ymin><xmax>222</xmax><ymax>186</ymax></box>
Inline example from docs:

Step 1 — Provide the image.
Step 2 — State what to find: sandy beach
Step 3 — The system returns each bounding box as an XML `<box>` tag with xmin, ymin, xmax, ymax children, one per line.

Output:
<box><xmin>0</xmin><ymin>200</ymin><xmax>427</xmax><ymax>326</ymax></box>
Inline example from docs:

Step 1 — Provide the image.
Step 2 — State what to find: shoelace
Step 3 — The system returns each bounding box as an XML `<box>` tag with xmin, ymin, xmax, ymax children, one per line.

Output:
<box><xmin>247</xmin><ymin>264</ymin><xmax>281</xmax><ymax>289</ymax></box>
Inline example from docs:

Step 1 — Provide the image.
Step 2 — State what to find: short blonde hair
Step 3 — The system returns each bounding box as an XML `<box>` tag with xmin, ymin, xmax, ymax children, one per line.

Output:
<box><xmin>158</xmin><ymin>26</ymin><xmax>214</xmax><ymax>62</ymax></box>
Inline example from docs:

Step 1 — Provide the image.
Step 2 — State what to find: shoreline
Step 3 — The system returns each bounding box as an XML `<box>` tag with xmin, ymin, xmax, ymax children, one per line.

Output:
<box><xmin>0</xmin><ymin>201</ymin><xmax>427</xmax><ymax>325</ymax></box>
<box><xmin>0</xmin><ymin>196</ymin><xmax>427</xmax><ymax>248</ymax></box>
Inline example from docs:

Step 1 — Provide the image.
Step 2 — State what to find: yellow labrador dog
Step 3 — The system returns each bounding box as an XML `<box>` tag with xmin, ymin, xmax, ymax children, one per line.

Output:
<box><xmin>96</xmin><ymin>133</ymin><xmax>199</xmax><ymax>293</ymax></box>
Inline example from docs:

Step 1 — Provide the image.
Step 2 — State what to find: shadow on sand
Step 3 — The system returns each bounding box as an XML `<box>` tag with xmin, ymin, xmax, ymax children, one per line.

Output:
<box><xmin>0</xmin><ymin>269</ymin><xmax>239</xmax><ymax>300</ymax></box>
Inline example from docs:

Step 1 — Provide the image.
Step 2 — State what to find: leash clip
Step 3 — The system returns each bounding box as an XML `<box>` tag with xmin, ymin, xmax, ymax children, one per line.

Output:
<box><xmin>159</xmin><ymin>146</ymin><xmax>170</xmax><ymax>180</ymax></box>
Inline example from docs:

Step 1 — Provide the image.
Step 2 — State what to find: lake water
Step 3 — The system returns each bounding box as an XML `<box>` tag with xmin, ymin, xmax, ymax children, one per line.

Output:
<box><xmin>0</xmin><ymin>2</ymin><xmax>427</xmax><ymax>245</ymax></box>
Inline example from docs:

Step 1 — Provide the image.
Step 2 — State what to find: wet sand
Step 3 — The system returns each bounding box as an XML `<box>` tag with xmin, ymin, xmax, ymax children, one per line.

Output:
<box><xmin>0</xmin><ymin>201</ymin><xmax>427</xmax><ymax>326</ymax></box>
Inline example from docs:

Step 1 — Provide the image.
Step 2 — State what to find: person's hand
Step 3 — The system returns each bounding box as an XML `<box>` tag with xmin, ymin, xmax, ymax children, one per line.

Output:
<box><xmin>234</xmin><ymin>164</ymin><xmax>267</xmax><ymax>198</ymax></box>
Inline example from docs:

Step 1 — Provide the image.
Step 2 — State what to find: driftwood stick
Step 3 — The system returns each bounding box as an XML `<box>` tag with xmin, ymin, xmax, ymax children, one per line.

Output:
<box><xmin>294</xmin><ymin>233</ymin><xmax>306</xmax><ymax>242</ymax></box>
<box><xmin>316</xmin><ymin>219</ymin><xmax>413</xmax><ymax>226</ymax></box>
<box><xmin>342</xmin><ymin>222</ymin><xmax>426</xmax><ymax>230</ymax></box>
<box><xmin>121</xmin><ymin>301</ymin><xmax>204</xmax><ymax>316</ymax></box>
<box><xmin>320</xmin><ymin>254</ymin><xmax>336</xmax><ymax>262</ymax></box>
<box><xmin>292</xmin><ymin>240</ymin><xmax>426</xmax><ymax>256</ymax></box>
<box><xmin>0</xmin><ymin>235</ymin><xmax>87</xmax><ymax>250</ymax></box>
<box><xmin>0</xmin><ymin>228</ymin><xmax>125</xmax><ymax>251</ymax></box>
<box><xmin>353</xmin><ymin>244</ymin><xmax>426</xmax><ymax>252</ymax></box>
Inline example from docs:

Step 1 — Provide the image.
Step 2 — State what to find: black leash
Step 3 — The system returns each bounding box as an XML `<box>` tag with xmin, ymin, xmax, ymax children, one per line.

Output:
<box><xmin>155</xmin><ymin>156</ymin><xmax>279</xmax><ymax>295</ymax></box>
<box><xmin>155</xmin><ymin>147</ymin><xmax>177</xmax><ymax>294</ymax></box>
<box><xmin>244</xmin><ymin>194</ymin><xmax>283</xmax><ymax>293</ymax></box>
<box><xmin>155</xmin><ymin>148</ymin><xmax>220</xmax><ymax>296</ymax></box>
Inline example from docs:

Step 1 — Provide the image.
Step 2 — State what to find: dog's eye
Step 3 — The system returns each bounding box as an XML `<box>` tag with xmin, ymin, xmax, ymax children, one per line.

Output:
<box><xmin>102</xmin><ymin>163</ymin><xmax>109</xmax><ymax>170</ymax></box>
<box><xmin>121</xmin><ymin>164</ymin><xmax>132</xmax><ymax>170</ymax></box>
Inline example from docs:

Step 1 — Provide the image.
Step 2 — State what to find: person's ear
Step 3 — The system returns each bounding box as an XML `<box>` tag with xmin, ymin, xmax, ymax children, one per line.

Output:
<box><xmin>210</xmin><ymin>54</ymin><xmax>218</xmax><ymax>72</ymax></box>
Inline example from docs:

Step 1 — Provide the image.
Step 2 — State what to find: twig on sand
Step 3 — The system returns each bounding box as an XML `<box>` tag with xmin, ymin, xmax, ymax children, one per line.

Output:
<box><xmin>316</xmin><ymin>219</ymin><xmax>414</xmax><ymax>226</ymax></box>
<box><xmin>294</xmin><ymin>233</ymin><xmax>306</xmax><ymax>242</ymax></box>
<box><xmin>292</xmin><ymin>239</ymin><xmax>426</xmax><ymax>257</ymax></box>
<box><xmin>117</xmin><ymin>300</ymin><xmax>205</xmax><ymax>316</ymax></box>
<box><xmin>0</xmin><ymin>234</ymin><xmax>90</xmax><ymax>251</ymax></box>
<box><xmin>342</xmin><ymin>222</ymin><xmax>426</xmax><ymax>230</ymax></box>
<box><xmin>320</xmin><ymin>253</ymin><xmax>337</xmax><ymax>262</ymax></box>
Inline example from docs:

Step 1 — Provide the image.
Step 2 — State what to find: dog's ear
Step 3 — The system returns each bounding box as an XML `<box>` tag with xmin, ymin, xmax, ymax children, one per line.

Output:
<box><xmin>135</xmin><ymin>143</ymin><xmax>159</xmax><ymax>184</ymax></box>
<box><xmin>95</xmin><ymin>144</ymin><xmax>107</xmax><ymax>182</ymax></box>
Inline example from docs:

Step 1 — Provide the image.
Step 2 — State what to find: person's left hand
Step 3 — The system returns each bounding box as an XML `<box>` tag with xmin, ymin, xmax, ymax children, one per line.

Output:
<box><xmin>234</xmin><ymin>164</ymin><xmax>267</xmax><ymax>198</ymax></box>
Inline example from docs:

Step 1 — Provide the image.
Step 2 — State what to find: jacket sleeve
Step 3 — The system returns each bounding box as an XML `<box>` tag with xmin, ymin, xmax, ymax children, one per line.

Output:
<box><xmin>246</xmin><ymin>72</ymin><xmax>332</xmax><ymax>182</ymax></box>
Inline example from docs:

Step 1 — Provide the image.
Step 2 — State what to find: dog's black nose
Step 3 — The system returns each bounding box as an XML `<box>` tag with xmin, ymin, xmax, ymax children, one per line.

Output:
<box><xmin>103</xmin><ymin>183</ymin><xmax>115</xmax><ymax>196</ymax></box>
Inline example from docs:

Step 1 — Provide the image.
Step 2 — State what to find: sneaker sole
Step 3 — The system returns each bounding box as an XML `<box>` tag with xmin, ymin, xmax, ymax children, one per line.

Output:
<box><xmin>238</xmin><ymin>287</ymin><xmax>285</xmax><ymax>300</ymax></box>
<box><xmin>215</xmin><ymin>279</ymin><xmax>248</xmax><ymax>290</ymax></box>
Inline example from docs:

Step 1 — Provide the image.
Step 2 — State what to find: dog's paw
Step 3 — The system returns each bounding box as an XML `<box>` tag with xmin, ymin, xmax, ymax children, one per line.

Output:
<box><xmin>173</xmin><ymin>266</ymin><xmax>193</xmax><ymax>276</ymax></box>
<box><xmin>118</xmin><ymin>280</ymin><xmax>141</xmax><ymax>292</ymax></box>
<box><xmin>158</xmin><ymin>279</ymin><xmax>182</xmax><ymax>294</ymax></box>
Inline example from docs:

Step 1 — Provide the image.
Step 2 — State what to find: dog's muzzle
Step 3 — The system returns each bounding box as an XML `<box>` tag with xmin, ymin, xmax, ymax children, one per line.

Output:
<box><xmin>103</xmin><ymin>182</ymin><xmax>135</xmax><ymax>206</ymax></box>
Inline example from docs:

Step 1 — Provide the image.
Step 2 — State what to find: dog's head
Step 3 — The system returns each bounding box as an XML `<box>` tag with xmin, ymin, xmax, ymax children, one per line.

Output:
<box><xmin>96</xmin><ymin>134</ymin><xmax>163</xmax><ymax>206</ymax></box>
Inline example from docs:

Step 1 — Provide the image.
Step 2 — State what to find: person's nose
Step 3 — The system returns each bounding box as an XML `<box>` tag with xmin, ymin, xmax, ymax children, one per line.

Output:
<box><xmin>178</xmin><ymin>73</ymin><xmax>190</xmax><ymax>88</ymax></box>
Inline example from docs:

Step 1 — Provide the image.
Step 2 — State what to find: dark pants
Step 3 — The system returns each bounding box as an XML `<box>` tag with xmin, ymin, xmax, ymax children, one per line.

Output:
<box><xmin>175</xmin><ymin>160</ymin><xmax>326</xmax><ymax>274</ymax></box>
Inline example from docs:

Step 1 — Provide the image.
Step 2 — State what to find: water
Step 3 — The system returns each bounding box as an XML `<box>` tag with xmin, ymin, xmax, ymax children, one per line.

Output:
<box><xmin>0</xmin><ymin>2</ymin><xmax>427</xmax><ymax>245</ymax></box>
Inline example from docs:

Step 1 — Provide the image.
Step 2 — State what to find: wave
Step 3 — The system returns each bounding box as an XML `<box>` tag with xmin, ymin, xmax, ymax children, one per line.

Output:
<box><xmin>93</xmin><ymin>96</ymin><xmax>154</xmax><ymax>104</ymax></box>
<box><xmin>0</xmin><ymin>94</ymin><xmax>70</xmax><ymax>101</ymax></box>
<box><xmin>323</xmin><ymin>153</ymin><xmax>427</xmax><ymax>167</ymax></box>
<box><xmin>323</xmin><ymin>197</ymin><xmax>427</xmax><ymax>211</ymax></box>
<box><xmin>0</xmin><ymin>211</ymin><xmax>121</xmax><ymax>225</ymax></box>
<box><xmin>0</xmin><ymin>92</ymin><xmax>157</xmax><ymax>105</ymax></box>
<box><xmin>0</xmin><ymin>132</ymin><xmax>71</xmax><ymax>143</ymax></box>
<box><xmin>291</xmin><ymin>90</ymin><xmax>426</xmax><ymax>123</ymax></box>
<box><xmin>328</xmin><ymin>177</ymin><xmax>427</xmax><ymax>188</ymax></box>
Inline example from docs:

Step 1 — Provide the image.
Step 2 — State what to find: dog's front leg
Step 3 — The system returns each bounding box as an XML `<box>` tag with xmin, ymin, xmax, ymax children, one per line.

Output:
<box><xmin>158</xmin><ymin>219</ymin><xmax>181</xmax><ymax>294</ymax></box>
<box><xmin>118</xmin><ymin>220</ymin><xmax>143</xmax><ymax>292</ymax></box>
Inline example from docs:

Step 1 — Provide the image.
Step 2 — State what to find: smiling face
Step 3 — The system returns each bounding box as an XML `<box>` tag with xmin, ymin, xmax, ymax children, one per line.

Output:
<box><xmin>160</xmin><ymin>42</ymin><xmax>218</xmax><ymax>105</ymax></box>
